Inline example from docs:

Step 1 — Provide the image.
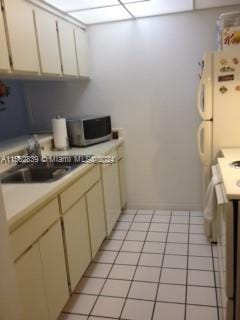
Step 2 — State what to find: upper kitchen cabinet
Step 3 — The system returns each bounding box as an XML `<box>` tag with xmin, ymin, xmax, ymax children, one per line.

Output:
<box><xmin>34</xmin><ymin>8</ymin><xmax>61</xmax><ymax>76</ymax></box>
<box><xmin>57</xmin><ymin>19</ymin><xmax>78</xmax><ymax>77</ymax></box>
<box><xmin>2</xmin><ymin>0</ymin><xmax>39</xmax><ymax>73</ymax></box>
<box><xmin>74</xmin><ymin>27</ymin><xmax>90</xmax><ymax>77</ymax></box>
<box><xmin>0</xmin><ymin>6</ymin><xmax>10</xmax><ymax>72</ymax></box>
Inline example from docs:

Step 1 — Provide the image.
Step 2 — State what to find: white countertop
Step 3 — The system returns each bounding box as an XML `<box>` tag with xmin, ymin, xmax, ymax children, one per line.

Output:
<box><xmin>218</xmin><ymin>148</ymin><xmax>240</xmax><ymax>200</ymax></box>
<box><xmin>221</xmin><ymin>148</ymin><xmax>240</xmax><ymax>159</ymax></box>
<box><xmin>218</xmin><ymin>157</ymin><xmax>240</xmax><ymax>200</ymax></box>
<box><xmin>2</xmin><ymin>137</ymin><xmax>124</xmax><ymax>230</ymax></box>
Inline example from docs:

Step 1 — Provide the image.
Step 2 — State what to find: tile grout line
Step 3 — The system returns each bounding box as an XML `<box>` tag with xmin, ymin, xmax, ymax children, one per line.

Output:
<box><xmin>184</xmin><ymin>211</ymin><xmax>190</xmax><ymax>320</ymax></box>
<box><xmin>80</xmin><ymin>256</ymin><xmax>215</xmax><ymax>270</ymax></box>
<box><xmin>100</xmin><ymin>249</ymin><xmax>212</xmax><ymax>256</ymax></box>
<box><xmin>150</xmin><ymin>210</ymin><xmax>173</xmax><ymax>320</ymax></box>
<box><xmin>211</xmin><ymin>244</ymin><xmax>220</xmax><ymax>320</ymax></box>
<box><xmin>62</xmin><ymin>297</ymin><xmax>225</xmax><ymax>309</ymax></box>
<box><xmin>64</xmin><ymin>291</ymin><xmax>220</xmax><ymax>305</ymax></box>
<box><xmin>118</xmin><ymin>209</ymin><xmax>156</xmax><ymax>320</ymax></box>
<box><xmin>74</xmin><ymin>276</ymin><xmax>220</xmax><ymax>288</ymax></box>
<box><xmin>114</xmin><ymin>227</ymin><xmax>206</xmax><ymax>235</ymax></box>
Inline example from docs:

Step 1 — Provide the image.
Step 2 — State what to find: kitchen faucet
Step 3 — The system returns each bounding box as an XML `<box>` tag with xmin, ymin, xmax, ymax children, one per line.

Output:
<box><xmin>26</xmin><ymin>134</ymin><xmax>42</xmax><ymax>158</ymax></box>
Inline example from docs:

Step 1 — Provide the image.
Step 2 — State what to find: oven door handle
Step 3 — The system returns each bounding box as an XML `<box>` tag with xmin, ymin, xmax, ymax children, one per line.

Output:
<box><xmin>215</xmin><ymin>184</ymin><xmax>226</xmax><ymax>205</ymax></box>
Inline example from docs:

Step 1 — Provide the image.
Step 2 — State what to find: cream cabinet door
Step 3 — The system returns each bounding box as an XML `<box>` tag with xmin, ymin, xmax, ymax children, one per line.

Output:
<box><xmin>118</xmin><ymin>158</ymin><xmax>126</xmax><ymax>208</ymax></box>
<box><xmin>39</xmin><ymin>222</ymin><xmax>69</xmax><ymax>320</ymax></box>
<box><xmin>86</xmin><ymin>181</ymin><xmax>106</xmax><ymax>258</ymax></box>
<box><xmin>0</xmin><ymin>7</ymin><xmax>10</xmax><ymax>72</ymax></box>
<box><xmin>102</xmin><ymin>150</ymin><xmax>121</xmax><ymax>235</ymax></box>
<box><xmin>3</xmin><ymin>0</ymin><xmax>39</xmax><ymax>73</ymax></box>
<box><xmin>74</xmin><ymin>27</ymin><xmax>90</xmax><ymax>77</ymax></box>
<box><xmin>57</xmin><ymin>19</ymin><xmax>78</xmax><ymax>77</ymax></box>
<box><xmin>15</xmin><ymin>243</ymin><xmax>49</xmax><ymax>320</ymax></box>
<box><xmin>34</xmin><ymin>8</ymin><xmax>61</xmax><ymax>75</ymax></box>
<box><xmin>63</xmin><ymin>197</ymin><xmax>91</xmax><ymax>291</ymax></box>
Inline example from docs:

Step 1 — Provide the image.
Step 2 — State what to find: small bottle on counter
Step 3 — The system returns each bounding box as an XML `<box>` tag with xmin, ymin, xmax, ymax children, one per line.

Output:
<box><xmin>112</xmin><ymin>130</ymin><xmax>119</xmax><ymax>139</ymax></box>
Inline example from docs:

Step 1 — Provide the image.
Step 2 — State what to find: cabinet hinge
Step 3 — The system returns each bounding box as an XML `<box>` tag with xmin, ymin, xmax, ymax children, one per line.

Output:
<box><xmin>60</xmin><ymin>219</ymin><xmax>64</xmax><ymax>229</ymax></box>
<box><xmin>9</xmin><ymin>55</ymin><xmax>13</xmax><ymax>67</ymax></box>
<box><xmin>1</xmin><ymin>1</ymin><xmax>4</xmax><ymax>11</ymax></box>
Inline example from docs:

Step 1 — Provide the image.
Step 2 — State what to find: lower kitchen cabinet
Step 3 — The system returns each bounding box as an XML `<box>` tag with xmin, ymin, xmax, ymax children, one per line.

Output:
<box><xmin>63</xmin><ymin>197</ymin><xmax>91</xmax><ymax>291</ymax></box>
<box><xmin>118</xmin><ymin>144</ymin><xmax>126</xmax><ymax>208</ymax></box>
<box><xmin>39</xmin><ymin>222</ymin><xmax>69</xmax><ymax>320</ymax></box>
<box><xmin>15</xmin><ymin>221</ymin><xmax>69</xmax><ymax>320</ymax></box>
<box><xmin>118</xmin><ymin>158</ymin><xmax>126</xmax><ymax>208</ymax></box>
<box><xmin>102</xmin><ymin>150</ymin><xmax>121</xmax><ymax>235</ymax></box>
<box><xmin>86</xmin><ymin>181</ymin><xmax>106</xmax><ymax>258</ymax></box>
<box><xmin>11</xmin><ymin>145</ymin><xmax>125</xmax><ymax>319</ymax></box>
<box><xmin>15</xmin><ymin>243</ymin><xmax>49</xmax><ymax>320</ymax></box>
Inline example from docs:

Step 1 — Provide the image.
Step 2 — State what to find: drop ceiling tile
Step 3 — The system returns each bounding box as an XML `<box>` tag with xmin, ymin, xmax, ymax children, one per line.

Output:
<box><xmin>45</xmin><ymin>0</ymin><xmax>119</xmax><ymax>12</ymax></box>
<box><xmin>70</xmin><ymin>5</ymin><xmax>132</xmax><ymax>24</ymax></box>
<box><xmin>126</xmin><ymin>0</ymin><xmax>193</xmax><ymax>18</ymax></box>
<box><xmin>195</xmin><ymin>0</ymin><xmax>240</xmax><ymax>9</ymax></box>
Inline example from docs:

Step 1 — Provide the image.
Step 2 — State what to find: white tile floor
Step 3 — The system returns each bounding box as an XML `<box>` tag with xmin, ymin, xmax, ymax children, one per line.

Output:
<box><xmin>59</xmin><ymin>209</ymin><xmax>220</xmax><ymax>320</ymax></box>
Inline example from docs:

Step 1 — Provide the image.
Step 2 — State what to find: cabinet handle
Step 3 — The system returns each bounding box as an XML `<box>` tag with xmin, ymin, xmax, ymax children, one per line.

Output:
<box><xmin>215</xmin><ymin>184</ymin><xmax>226</xmax><ymax>205</ymax></box>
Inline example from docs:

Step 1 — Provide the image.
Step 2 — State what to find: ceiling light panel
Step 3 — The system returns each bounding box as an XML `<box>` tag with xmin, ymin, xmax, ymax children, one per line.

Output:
<box><xmin>44</xmin><ymin>0</ymin><xmax>119</xmax><ymax>12</ymax></box>
<box><xmin>69</xmin><ymin>5</ymin><xmax>132</xmax><ymax>24</ymax></box>
<box><xmin>126</xmin><ymin>0</ymin><xmax>193</xmax><ymax>17</ymax></box>
<box><xmin>121</xmin><ymin>0</ymin><xmax>151</xmax><ymax>3</ymax></box>
<box><xmin>195</xmin><ymin>0</ymin><xmax>240</xmax><ymax>9</ymax></box>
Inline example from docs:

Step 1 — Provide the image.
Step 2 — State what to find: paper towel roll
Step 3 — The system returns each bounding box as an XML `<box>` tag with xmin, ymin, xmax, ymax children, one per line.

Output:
<box><xmin>52</xmin><ymin>117</ymin><xmax>69</xmax><ymax>150</ymax></box>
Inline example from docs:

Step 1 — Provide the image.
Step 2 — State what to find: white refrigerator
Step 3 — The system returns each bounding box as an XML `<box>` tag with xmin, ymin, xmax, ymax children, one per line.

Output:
<box><xmin>197</xmin><ymin>48</ymin><xmax>240</xmax><ymax>241</ymax></box>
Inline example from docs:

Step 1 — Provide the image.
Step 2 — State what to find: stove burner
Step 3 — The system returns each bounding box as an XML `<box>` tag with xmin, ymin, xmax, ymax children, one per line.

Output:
<box><xmin>231</xmin><ymin>161</ymin><xmax>240</xmax><ymax>168</ymax></box>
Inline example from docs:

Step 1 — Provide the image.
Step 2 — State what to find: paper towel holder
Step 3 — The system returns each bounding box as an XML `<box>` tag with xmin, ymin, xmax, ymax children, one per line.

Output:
<box><xmin>52</xmin><ymin>115</ymin><xmax>71</xmax><ymax>151</ymax></box>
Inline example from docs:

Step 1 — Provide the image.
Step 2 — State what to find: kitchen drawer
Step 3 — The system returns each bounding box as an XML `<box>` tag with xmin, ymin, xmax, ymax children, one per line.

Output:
<box><xmin>10</xmin><ymin>198</ymin><xmax>59</xmax><ymax>261</ymax></box>
<box><xmin>60</xmin><ymin>165</ymin><xmax>100</xmax><ymax>213</ymax></box>
<box><xmin>118</xmin><ymin>144</ymin><xmax>124</xmax><ymax>160</ymax></box>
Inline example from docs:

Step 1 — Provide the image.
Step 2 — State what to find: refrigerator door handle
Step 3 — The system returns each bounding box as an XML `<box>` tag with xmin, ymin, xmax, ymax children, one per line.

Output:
<box><xmin>197</xmin><ymin>122</ymin><xmax>205</xmax><ymax>163</ymax></box>
<box><xmin>197</xmin><ymin>121</ymin><xmax>212</xmax><ymax>166</ymax></box>
<box><xmin>197</xmin><ymin>80</ymin><xmax>205</xmax><ymax>119</ymax></box>
<box><xmin>197</xmin><ymin>78</ymin><xmax>213</xmax><ymax>120</ymax></box>
<box><xmin>197</xmin><ymin>52</ymin><xmax>213</xmax><ymax>120</ymax></box>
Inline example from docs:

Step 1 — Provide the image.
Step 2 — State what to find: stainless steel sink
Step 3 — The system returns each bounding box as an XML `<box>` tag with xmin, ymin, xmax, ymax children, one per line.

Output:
<box><xmin>0</xmin><ymin>155</ymin><xmax>92</xmax><ymax>183</ymax></box>
<box><xmin>1</xmin><ymin>166</ymin><xmax>72</xmax><ymax>183</ymax></box>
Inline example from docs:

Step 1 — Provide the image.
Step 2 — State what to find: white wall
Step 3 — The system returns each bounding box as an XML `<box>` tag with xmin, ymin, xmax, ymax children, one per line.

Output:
<box><xmin>0</xmin><ymin>81</ymin><xmax>30</xmax><ymax>141</ymax></box>
<box><xmin>25</xmin><ymin>6</ymin><xmax>240</xmax><ymax>210</ymax></box>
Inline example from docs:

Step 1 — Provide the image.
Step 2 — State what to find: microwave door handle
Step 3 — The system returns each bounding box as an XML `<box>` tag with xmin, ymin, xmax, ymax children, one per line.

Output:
<box><xmin>197</xmin><ymin>122</ymin><xmax>205</xmax><ymax>163</ymax></box>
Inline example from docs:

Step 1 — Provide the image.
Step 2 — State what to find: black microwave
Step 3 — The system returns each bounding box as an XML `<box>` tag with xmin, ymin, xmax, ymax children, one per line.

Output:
<box><xmin>66</xmin><ymin>116</ymin><xmax>112</xmax><ymax>147</ymax></box>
